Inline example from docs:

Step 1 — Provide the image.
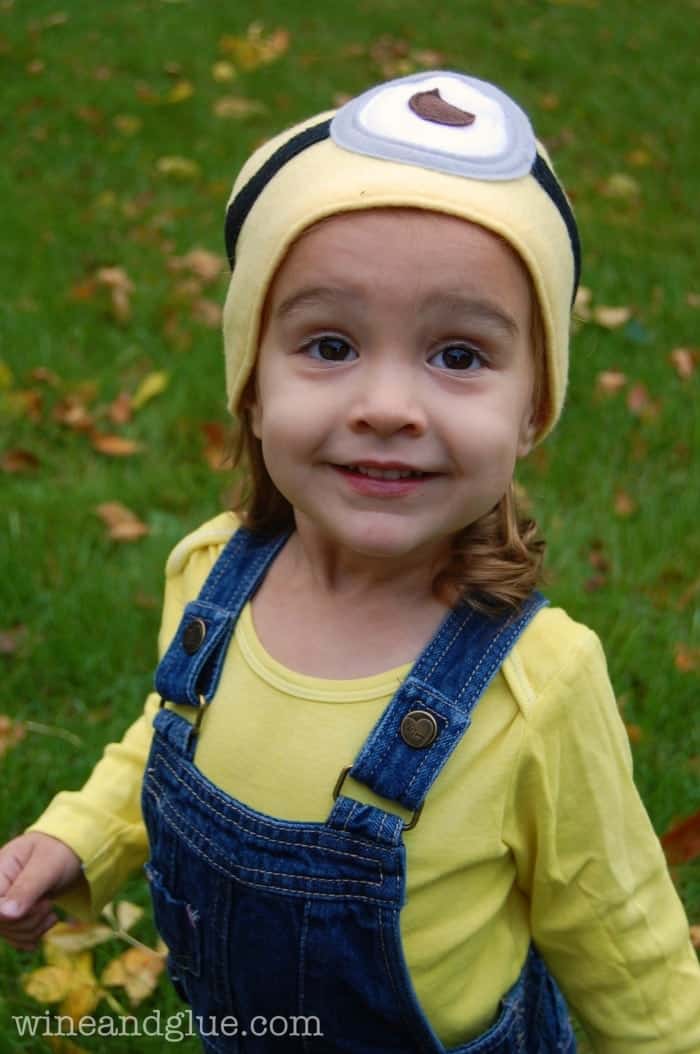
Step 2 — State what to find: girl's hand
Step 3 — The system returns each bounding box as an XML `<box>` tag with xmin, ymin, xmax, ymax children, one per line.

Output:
<box><xmin>0</xmin><ymin>832</ymin><xmax>83</xmax><ymax>950</ymax></box>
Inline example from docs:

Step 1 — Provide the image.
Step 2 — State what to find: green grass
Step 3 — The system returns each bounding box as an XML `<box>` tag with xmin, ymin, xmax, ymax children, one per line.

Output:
<box><xmin>1</xmin><ymin>0</ymin><xmax>698</xmax><ymax>1050</ymax></box>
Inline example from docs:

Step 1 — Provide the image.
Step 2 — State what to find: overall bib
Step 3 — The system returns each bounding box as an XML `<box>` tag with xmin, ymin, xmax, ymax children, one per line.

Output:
<box><xmin>143</xmin><ymin>526</ymin><xmax>576</xmax><ymax>1053</ymax></box>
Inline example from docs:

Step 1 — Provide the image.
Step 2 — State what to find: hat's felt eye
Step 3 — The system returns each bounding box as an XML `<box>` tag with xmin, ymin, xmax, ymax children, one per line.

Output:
<box><xmin>331</xmin><ymin>71</ymin><xmax>536</xmax><ymax>182</ymax></box>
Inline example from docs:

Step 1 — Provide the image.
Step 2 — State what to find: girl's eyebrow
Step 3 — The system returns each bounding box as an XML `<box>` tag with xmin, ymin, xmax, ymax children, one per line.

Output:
<box><xmin>274</xmin><ymin>286</ymin><xmax>521</xmax><ymax>338</ymax></box>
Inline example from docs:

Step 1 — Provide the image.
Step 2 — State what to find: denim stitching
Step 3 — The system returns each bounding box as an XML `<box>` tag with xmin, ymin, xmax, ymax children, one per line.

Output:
<box><xmin>143</xmin><ymin>775</ymin><xmax>383</xmax><ymax>881</ymax></box>
<box><xmin>145</xmin><ymin>787</ymin><xmax>396</xmax><ymax>904</ymax></box>
<box><xmin>298</xmin><ymin>899</ymin><xmax>311</xmax><ymax>1054</ymax></box>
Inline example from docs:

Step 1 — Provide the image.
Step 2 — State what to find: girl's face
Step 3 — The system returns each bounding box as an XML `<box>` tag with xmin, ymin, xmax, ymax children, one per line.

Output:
<box><xmin>250</xmin><ymin>209</ymin><xmax>536</xmax><ymax>574</ymax></box>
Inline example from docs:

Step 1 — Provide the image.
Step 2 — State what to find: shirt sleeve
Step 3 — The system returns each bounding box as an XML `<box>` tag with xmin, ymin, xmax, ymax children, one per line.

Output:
<box><xmin>504</xmin><ymin>628</ymin><xmax>700</xmax><ymax>1052</ymax></box>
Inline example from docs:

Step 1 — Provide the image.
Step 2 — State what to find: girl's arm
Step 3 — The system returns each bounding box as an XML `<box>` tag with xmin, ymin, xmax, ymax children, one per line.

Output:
<box><xmin>505</xmin><ymin>626</ymin><xmax>700</xmax><ymax>1052</ymax></box>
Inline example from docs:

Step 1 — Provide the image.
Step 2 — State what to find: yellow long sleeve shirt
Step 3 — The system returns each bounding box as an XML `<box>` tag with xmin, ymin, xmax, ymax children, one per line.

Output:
<box><xmin>30</xmin><ymin>513</ymin><xmax>700</xmax><ymax>1052</ymax></box>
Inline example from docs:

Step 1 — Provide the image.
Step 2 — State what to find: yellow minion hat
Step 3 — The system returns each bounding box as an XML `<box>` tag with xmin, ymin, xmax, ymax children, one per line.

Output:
<box><xmin>222</xmin><ymin>71</ymin><xmax>580</xmax><ymax>440</ymax></box>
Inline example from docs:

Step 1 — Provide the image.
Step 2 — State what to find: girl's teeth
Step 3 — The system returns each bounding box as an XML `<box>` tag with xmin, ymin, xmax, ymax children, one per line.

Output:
<box><xmin>348</xmin><ymin>465</ymin><xmax>422</xmax><ymax>479</ymax></box>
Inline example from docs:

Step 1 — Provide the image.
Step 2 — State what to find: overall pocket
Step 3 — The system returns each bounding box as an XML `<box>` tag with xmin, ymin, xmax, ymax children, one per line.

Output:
<box><xmin>144</xmin><ymin>862</ymin><xmax>201</xmax><ymax>1001</ymax></box>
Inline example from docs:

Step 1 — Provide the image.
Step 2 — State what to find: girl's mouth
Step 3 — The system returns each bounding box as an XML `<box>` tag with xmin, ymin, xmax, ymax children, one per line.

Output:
<box><xmin>332</xmin><ymin>464</ymin><xmax>438</xmax><ymax>495</ymax></box>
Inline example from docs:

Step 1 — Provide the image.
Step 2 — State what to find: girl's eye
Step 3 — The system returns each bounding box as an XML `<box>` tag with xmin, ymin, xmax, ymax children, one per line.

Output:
<box><xmin>429</xmin><ymin>344</ymin><xmax>484</xmax><ymax>371</ymax></box>
<box><xmin>305</xmin><ymin>336</ymin><xmax>357</xmax><ymax>362</ymax></box>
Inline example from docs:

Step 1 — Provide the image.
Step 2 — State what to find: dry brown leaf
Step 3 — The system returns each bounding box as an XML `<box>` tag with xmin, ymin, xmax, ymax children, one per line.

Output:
<box><xmin>1</xmin><ymin>448</ymin><xmax>40</xmax><ymax>473</ymax></box>
<box><xmin>201</xmin><ymin>421</ymin><xmax>230</xmax><ymax>470</ymax></box>
<box><xmin>53</xmin><ymin>396</ymin><xmax>94</xmax><ymax>432</ymax></box>
<box><xmin>624</xmin><ymin>723</ymin><xmax>643</xmax><ymax>744</ymax></box>
<box><xmin>669</xmin><ymin>347</ymin><xmax>697</xmax><ymax>380</ymax></box>
<box><xmin>686</xmin><ymin>292</ymin><xmax>700</xmax><ymax>308</ymax></box>
<box><xmin>29</xmin><ymin>366</ymin><xmax>60</xmax><ymax>386</ymax></box>
<box><xmin>593</xmin><ymin>305</ymin><xmax>633</xmax><ymax>329</ymax></box>
<box><xmin>108</xmin><ymin>391</ymin><xmax>133</xmax><ymax>425</ymax></box>
<box><xmin>95</xmin><ymin>267</ymin><xmax>134</xmax><ymax>323</ymax></box>
<box><xmin>595</xmin><ymin>370</ymin><xmax>627</xmax><ymax>395</ymax></box>
<box><xmin>101</xmin><ymin>945</ymin><xmax>165</xmax><ymax>1006</ymax></box>
<box><xmin>626</xmin><ymin>147</ymin><xmax>652</xmax><ymax>167</ymax></box>
<box><xmin>192</xmin><ymin>298</ymin><xmax>222</xmax><ymax>328</ymax></box>
<box><xmin>91</xmin><ymin>434</ymin><xmax>143</xmax><ymax>457</ymax></box>
<box><xmin>674</xmin><ymin>643</ymin><xmax>699</xmax><ymax>674</ymax></box>
<box><xmin>6</xmin><ymin>388</ymin><xmax>43</xmax><ymax>421</ymax></box>
<box><xmin>613</xmin><ymin>490</ymin><xmax>637</xmax><ymax>518</ymax></box>
<box><xmin>0</xmin><ymin>626</ymin><xmax>28</xmax><ymax>656</ymax></box>
<box><xmin>168</xmin><ymin>248</ymin><xmax>223</xmax><ymax>284</ymax></box>
<box><xmin>661</xmin><ymin>810</ymin><xmax>700</xmax><ymax>865</ymax></box>
<box><xmin>95</xmin><ymin>502</ymin><xmax>149</xmax><ymax>542</ymax></box>
<box><xmin>690</xmin><ymin>925</ymin><xmax>700</xmax><ymax>949</ymax></box>
<box><xmin>626</xmin><ymin>382</ymin><xmax>660</xmax><ymax>419</ymax></box>
<box><xmin>0</xmin><ymin>715</ymin><xmax>26</xmax><ymax>757</ymax></box>
<box><xmin>113</xmin><ymin>114</ymin><xmax>142</xmax><ymax>136</ymax></box>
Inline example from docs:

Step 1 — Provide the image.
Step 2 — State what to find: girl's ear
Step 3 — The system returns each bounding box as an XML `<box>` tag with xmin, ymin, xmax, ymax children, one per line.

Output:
<box><xmin>516</xmin><ymin>409</ymin><xmax>537</xmax><ymax>459</ymax></box>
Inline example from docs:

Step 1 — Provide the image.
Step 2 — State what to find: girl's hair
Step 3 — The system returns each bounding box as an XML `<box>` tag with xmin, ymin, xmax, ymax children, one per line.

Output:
<box><xmin>228</xmin><ymin>263</ymin><xmax>548</xmax><ymax>617</ymax></box>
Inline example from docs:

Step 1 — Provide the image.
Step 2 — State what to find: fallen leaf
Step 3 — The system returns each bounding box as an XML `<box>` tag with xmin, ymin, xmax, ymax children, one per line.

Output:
<box><xmin>108</xmin><ymin>391</ymin><xmax>133</xmax><ymax>425</ymax></box>
<box><xmin>596</xmin><ymin>370</ymin><xmax>627</xmax><ymax>395</ymax></box>
<box><xmin>95</xmin><ymin>267</ymin><xmax>134</xmax><ymax>323</ymax></box>
<box><xmin>91</xmin><ymin>434</ymin><xmax>143</xmax><ymax>457</ymax></box>
<box><xmin>48</xmin><ymin>1037</ymin><xmax>89</xmax><ymax>1054</ymax></box>
<box><xmin>690</xmin><ymin>926</ymin><xmax>700</xmax><ymax>949</ymax></box>
<box><xmin>0</xmin><ymin>715</ymin><xmax>26</xmax><ymax>757</ymax></box>
<box><xmin>213</xmin><ymin>96</ymin><xmax>266</xmax><ymax>119</ymax></box>
<box><xmin>661</xmin><ymin>810</ymin><xmax>700</xmax><ymax>865</ymax></box>
<box><xmin>191</xmin><ymin>298</ymin><xmax>222</xmax><ymax>327</ymax></box>
<box><xmin>29</xmin><ymin>366</ymin><xmax>60</xmax><ymax>386</ymax></box>
<box><xmin>156</xmin><ymin>156</ymin><xmax>201</xmax><ymax>180</ymax></box>
<box><xmin>102</xmin><ymin>900</ymin><xmax>144</xmax><ymax>933</ymax></box>
<box><xmin>211</xmin><ymin>61</ymin><xmax>236</xmax><ymax>82</ymax></box>
<box><xmin>95</xmin><ymin>502</ymin><xmax>149</xmax><ymax>542</ymax></box>
<box><xmin>113</xmin><ymin>114</ymin><xmax>142</xmax><ymax>135</ymax></box>
<box><xmin>131</xmin><ymin>371</ymin><xmax>169</xmax><ymax>410</ymax></box>
<box><xmin>674</xmin><ymin>643</ymin><xmax>699</xmax><ymax>674</ymax></box>
<box><xmin>168</xmin><ymin>248</ymin><xmax>223</xmax><ymax>284</ymax></box>
<box><xmin>1</xmin><ymin>448</ymin><xmax>40</xmax><ymax>473</ymax></box>
<box><xmin>613</xmin><ymin>490</ymin><xmax>637</xmax><ymax>517</ymax></box>
<box><xmin>53</xmin><ymin>396</ymin><xmax>94</xmax><ymax>432</ymax></box>
<box><xmin>573</xmin><ymin>284</ymin><xmax>592</xmax><ymax>320</ymax></box>
<box><xmin>22</xmin><ymin>963</ymin><xmax>74</xmax><ymax>1003</ymax></box>
<box><xmin>219</xmin><ymin>24</ymin><xmax>290</xmax><ymax>70</ymax></box>
<box><xmin>686</xmin><ymin>292</ymin><xmax>700</xmax><ymax>308</ymax></box>
<box><xmin>538</xmin><ymin>92</ymin><xmax>560</xmax><ymax>111</ymax></box>
<box><xmin>101</xmin><ymin>945</ymin><xmax>165</xmax><ymax>1006</ymax></box>
<box><xmin>166</xmin><ymin>80</ymin><xmax>194</xmax><ymax>104</ymax></box>
<box><xmin>44</xmin><ymin>920</ymin><xmax>114</xmax><ymax>955</ymax></box>
<box><xmin>593</xmin><ymin>305</ymin><xmax>633</xmax><ymax>329</ymax></box>
<box><xmin>201</xmin><ymin>421</ymin><xmax>230</xmax><ymax>470</ymax></box>
<box><xmin>625</xmin><ymin>147</ymin><xmax>652</xmax><ymax>167</ymax></box>
<box><xmin>0</xmin><ymin>626</ymin><xmax>29</xmax><ymax>656</ymax></box>
<box><xmin>6</xmin><ymin>388</ymin><xmax>42</xmax><ymax>421</ymax></box>
<box><xmin>669</xmin><ymin>347</ymin><xmax>697</xmax><ymax>380</ymax></box>
<box><xmin>624</xmin><ymin>723</ymin><xmax>643</xmax><ymax>744</ymax></box>
<box><xmin>600</xmin><ymin>172</ymin><xmax>640</xmax><ymax>199</ymax></box>
<box><xmin>626</xmin><ymin>382</ymin><xmax>660</xmax><ymax>419</ymax></box>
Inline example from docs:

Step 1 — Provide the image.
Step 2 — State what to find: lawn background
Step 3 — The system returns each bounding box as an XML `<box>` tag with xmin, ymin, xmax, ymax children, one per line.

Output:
<box><xmin>1</xmin><ymin>0</ymin><xmax>698</xmax><ymax>1050</ymax></box>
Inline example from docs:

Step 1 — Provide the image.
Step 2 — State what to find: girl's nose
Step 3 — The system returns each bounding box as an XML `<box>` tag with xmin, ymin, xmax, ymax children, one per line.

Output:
<box><xmin>347</xmin><ymin>364</ymin><xmax>427</xmax><ymax>437</ymax></box>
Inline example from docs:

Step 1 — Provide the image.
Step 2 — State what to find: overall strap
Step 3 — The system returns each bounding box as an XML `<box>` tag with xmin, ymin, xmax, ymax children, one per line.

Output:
<box><xmin>154</xmin><ymin>526</ymin><xmax>292</xmax><ymax>707</ymax></box>
<box><xmin>343</xmin><ymin>591</ymin><xmax>547</xmax><ymax>814</ymax></box>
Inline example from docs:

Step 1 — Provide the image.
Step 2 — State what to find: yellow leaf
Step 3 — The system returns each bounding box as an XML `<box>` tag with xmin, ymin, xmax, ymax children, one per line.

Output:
<box><xmin>219</xmin><ymin>24</ymin><xmax>290</xmax><ymax>70</ymax></box>
<box><xmin>600</xmin><ymin>172</ymin><xmax>640</xmax><ymax>199</ymax></box>
<box><xmin>102</xmin><ymin>945</ymin><xmax>165</xmax><ymax>1006</ymax></box>
<box><xmin>44</xmin><ymin>920</ymin><xmax>114</xmax><ymax>955</ymax></box>
<box><xmin>156</xmin><ymin>156</ymin><xmax>201</xmax><ymax>180</ymax></box>
<box><xmin>113</xmin><ymin>114</ymin><xmax>142</xmax><ymax>136</ymax></box>
<box><xmin>213</xmin><ymin>96</ymin><xmax>266</xmax><ymax>119</ymax></box>
<box><xmin>48</xmin><ymin>1037</ymin><xmax>89</xmax><ymax>1054</ymax></box>
<box><xmin>132</xmin><ymin>370</ymin><xmax>169</xmax><ymax>410</ymax></box>
<box><xmin>211</xmin><ymin>61</ymin><xmax>236</xmax><ymax>82</ymax></box>
<box><xmin>102</xmin><ymin>899</ymin><xmax>144</xmax><ymax>933</ymax></box>
<box><xmin>573</xmin><ymin>284</ymin><xmax>592</xmax><ymax>321</ymax></box>
<box><xmin>166</xmin><ymin>80</ymin><xmax>194</xmax><ymax>104</ymax></box>
<box><xmin>0</xmin><ymin>361</ymin><xmax>13</xmax><ymax>389</ymax></box>
<box><xmin>59</xmin><ymin>978</ymin><xmax>102</xmax><ymax>1025</ymax></box>
<box><xmin>595</xmin><ymin>370</ymin><xmax>627</xmax><ymax>395</ymax></box>
<box><xmin>669</xmin><ymin>347</ymin><xmax>697</xmax><ymax>380</ymax></box>
<box><xmin>22</xmin><ymin>963</ymin><xmax>74</xmax><ymax>1003</ymax></box>
<box><xmin>593</xmin><ymin>305</ymin><xmax>633</xmax><ymax>329</ymax></box>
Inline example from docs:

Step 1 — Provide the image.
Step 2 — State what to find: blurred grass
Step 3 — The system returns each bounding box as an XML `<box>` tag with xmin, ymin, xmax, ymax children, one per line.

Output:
<box><xmin>1</xmin><ymin>0</ymin><xmax>698</xmax><ymax>1050</ymax></box>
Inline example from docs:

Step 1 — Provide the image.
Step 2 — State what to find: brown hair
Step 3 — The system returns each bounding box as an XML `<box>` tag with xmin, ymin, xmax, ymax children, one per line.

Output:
<box><xmin>227</xmin><ymin>298</ymin><xmax>547</xmax><ymax>616</ymax></box>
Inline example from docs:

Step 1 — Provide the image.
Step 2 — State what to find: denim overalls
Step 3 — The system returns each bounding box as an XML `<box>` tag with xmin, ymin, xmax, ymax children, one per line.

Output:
<box><xmin>142</xmin><ymin>526</ymin><xmax>576</xmax><ymax>1053</ymax></box>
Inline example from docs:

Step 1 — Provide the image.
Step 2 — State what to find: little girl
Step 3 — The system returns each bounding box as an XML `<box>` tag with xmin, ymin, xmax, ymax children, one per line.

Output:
<box><xmin>1</xmin><ymin>71</ymin><xmax>699</xmax><ymax>1052</ymax></box>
